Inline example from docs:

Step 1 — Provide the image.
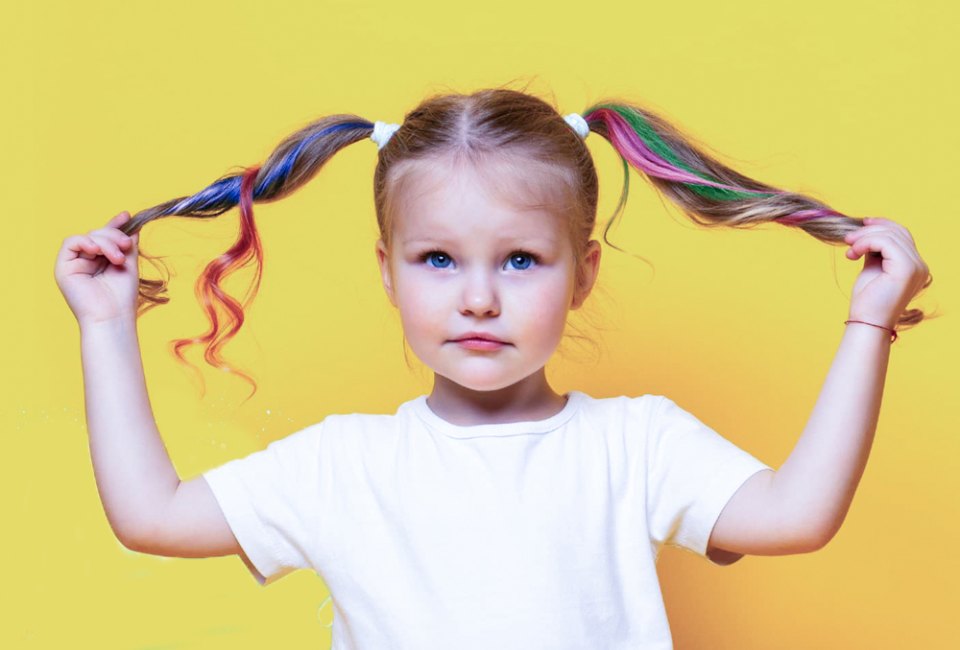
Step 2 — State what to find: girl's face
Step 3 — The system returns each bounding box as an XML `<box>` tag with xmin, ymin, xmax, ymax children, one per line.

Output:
<box><xmin>376</xmin><ymin>158</ymin><xmax>600</xmax><ymax>393</ymax></box>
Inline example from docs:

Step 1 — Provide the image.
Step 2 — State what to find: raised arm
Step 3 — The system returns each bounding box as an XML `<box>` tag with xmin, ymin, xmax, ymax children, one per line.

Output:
<box><xmin>709</xmin><ymin>217</ymin><xmax>930</xmax><ymax>556</ymax></box>
<box><xmin>767</xmin><ymin>320</ymin><xmax>892</xmax><ymax>547</ymax></box>
<box><xmin>81</xmin><ymin>313</ymin><xmax>249</xmax><ymax>562</ymax></box>
<box><xmin>80</xmin><ymin>318</ymin><xmax>175</xmax><ymax>546</ymax></box>
<box><xmin>57</xmin><ymin>211</ymin><xmax>242</xmax><ymax>559</ymax></box>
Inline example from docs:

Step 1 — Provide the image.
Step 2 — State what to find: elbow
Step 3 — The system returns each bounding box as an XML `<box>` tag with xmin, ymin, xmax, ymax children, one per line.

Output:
<box><xmin>112</xmin><ymin>518</ymin><xmax>157</xmax><ymax>554</ymax></box>
<box><xmin>802</xmin><ymin>523</ymin><xmax>839</xmax><ymax>553</ymax></box>
<box><xmin>113</xmin><ymin>528</ymin><xmax>137</xmax><ymax>552</ymax></box>
<box><xmin>114</xmin><ymin>525</ymin><xmax>147</xmax><ymax>553</ymax></box>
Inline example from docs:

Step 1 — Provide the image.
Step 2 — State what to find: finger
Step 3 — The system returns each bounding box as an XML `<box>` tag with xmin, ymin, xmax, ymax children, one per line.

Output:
<box><xmin>90</xmin><ymin>226</ymin><xmax>134</xmax><ymax>251</ymax></box>
<box><xmin>59</xmin><ymin>236</ymin><xmax>109</xmax><ymax>273</ymax></box>
<box><xmin>858</xmin><ymin>222</ymin><xmax>924</xmax><ymax>268</ymax></box>
<box><xmin>81</xmin><ymin>235</ymin><xmax>104</xmax><ymax>259</ymax></box>
<box><xmin>846</xmin><ymin>233</ymin><xmax>915</xmax><ymax>277</ymax></box>
<box><xmin>106</xmin><ymin>210</ymin><xmax>132</xmax><ymax>229</ymax></box>
<box><xmin>76</xmin><ymin>235</ymin><xmax>107</xmax><ymax>261</ymax></box>
<box><xmin>847</xmin><ymin>231</ymin><xmax>905</xmax><ymax>259</ymax></box>
<box><xmin>88</xmin><ymin>233</ymin><xmax>127</xmax><ymax>265</ymax></box>
<box><xmin>107</xmin><ymin>211</ymin><xmax>139</xmax><ymax>244</ymax></box>
<box><xmin>844</xmin><ymin>217</ymin><xmax>892</xmax><ymax>236</ymax></box>
<box><xmin>854</xmin><ymin>229</ymin><xmax>930</xmax><ymax>291</ymax></box>
<box><xmin>58</xmin><ymin>234</ymin><xmax>97</xmax><ymax>264</ymax></box>
<box><xmin>844</xmin><ymin>224</ymin><xmax>920</xmax><ymax>263</ymax></box>
<box><xmin>863</xmin><ymin>217</ymin><xmax>917</xmax><ymax>247</ymax></box>
<box><xmin>844</xmin><ymin>226</ymin><xmax>891</xmax><ymax>249</ymax></box>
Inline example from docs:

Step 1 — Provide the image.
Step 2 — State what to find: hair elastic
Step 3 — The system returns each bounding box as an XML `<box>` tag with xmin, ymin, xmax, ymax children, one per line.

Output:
<box><xmin>564</xmin><ymin>112</ymin><xmax>590</xmax><ymax>139</ymax></box>
<box><xmin>370</xmin><ymin>113</ymin><xmax>590</xmax><ymax>150</ymax></box>
<box><xmin>371</xmin><ymin>121</ymin><xmax>401</xmax><ymax>150</ymax></box>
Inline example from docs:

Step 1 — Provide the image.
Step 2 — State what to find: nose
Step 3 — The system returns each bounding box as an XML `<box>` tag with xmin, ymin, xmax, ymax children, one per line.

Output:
<box><xmin>459</xmin><ymin>268</ymin><xmax>500</xmax><ymax>317</ymax></box>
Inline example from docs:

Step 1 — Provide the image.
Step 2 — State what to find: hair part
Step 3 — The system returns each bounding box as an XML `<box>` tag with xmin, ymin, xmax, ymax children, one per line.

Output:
<box><xmin>374</xmin><ymin>90</ymin><xmax>598</xmax><ymax>288</ymax></box>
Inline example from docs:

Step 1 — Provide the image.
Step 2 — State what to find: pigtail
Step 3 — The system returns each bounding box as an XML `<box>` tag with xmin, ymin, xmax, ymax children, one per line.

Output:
<box><xmin>116</xmin><ymin>115</ymin><xmax>375</xmax><ymax>402</ymax></box>
<box><xmin>581</xmin><ymin>100</ymin><xmax>934</xmax><ymax>330</ymax></box>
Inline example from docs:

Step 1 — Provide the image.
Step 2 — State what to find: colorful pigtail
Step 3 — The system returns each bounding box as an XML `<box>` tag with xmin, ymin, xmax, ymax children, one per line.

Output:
<box><xmin>117</xmin><ymin>117</ymin><xmax>374</xmax><ymax>402</ymax></box>
<box><xmin>114</xmin><ymin>89</ymin><xmax>934</xmax><ymax>402</ymax></box>
<box><xmin>580</xmin><ymin>100</ymin><xmax>933</xmax><ymax>328</ymax></box>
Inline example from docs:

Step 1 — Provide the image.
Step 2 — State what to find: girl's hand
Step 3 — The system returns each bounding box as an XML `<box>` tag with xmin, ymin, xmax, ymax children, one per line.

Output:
<box><xmin>843</xmin><ymin>217</ymin><xmax>930</xmax><ymax>328</ymax></box>
<box><xmin>54</xmin><ymin>211</ymin><xmax>141</xmax><ymax>326</ymax></box>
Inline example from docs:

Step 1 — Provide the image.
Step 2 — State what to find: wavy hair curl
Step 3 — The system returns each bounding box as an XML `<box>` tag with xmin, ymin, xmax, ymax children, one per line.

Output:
<box><xmin>118</xmin><ymin>84</ymin><xmax>935</xmax><ymax>402</ymax></box>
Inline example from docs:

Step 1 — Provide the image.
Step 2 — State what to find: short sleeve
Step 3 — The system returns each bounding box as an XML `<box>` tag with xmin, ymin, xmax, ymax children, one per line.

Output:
<box><xmin>202</xmin><ymin>422</ymin><xmax>324</xmax><ymax>586</ymax></box>
<box><xmin>646</xmin><ymin>396</ymin><xmax>773</xmax><ymax>566</ymax></box>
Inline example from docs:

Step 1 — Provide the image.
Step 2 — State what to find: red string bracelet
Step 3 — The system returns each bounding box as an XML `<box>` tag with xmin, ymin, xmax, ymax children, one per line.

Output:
<box><xmin>844</xmin><ymin>319</ymin><xmax>898</xmax><ymax>343</ymax></box>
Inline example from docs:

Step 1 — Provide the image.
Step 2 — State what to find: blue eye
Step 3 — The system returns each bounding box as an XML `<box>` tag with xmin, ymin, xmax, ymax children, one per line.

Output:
<box><xmin>419</xmin><ymin>249</ymin><xmax>540</xmax><ymax>270</ymax></box>
<box><xmin>423</xmin><ymin>251</ymin><xmax>452</xmax><ymax>268</ymax></box>
<box><xmin>506</xmin><ymin>252</ymin><xmax>537</xmax><ymax>270</ymax></box>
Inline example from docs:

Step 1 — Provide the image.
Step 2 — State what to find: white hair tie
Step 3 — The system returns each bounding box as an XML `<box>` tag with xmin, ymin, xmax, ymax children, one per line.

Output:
<box><xmin>564</xmin><ymin>112</ymin><xmax>590</xmax><ymax>139</ymax></box>
<box><xmin>370</xmin><ymin>112</ymin><xmax>589</xmax><ymax>150</ymax></box>
<box><xmin>371</xmin><ymin>121</ymin><xmax>401</xmax><ymax>150</ymax></box>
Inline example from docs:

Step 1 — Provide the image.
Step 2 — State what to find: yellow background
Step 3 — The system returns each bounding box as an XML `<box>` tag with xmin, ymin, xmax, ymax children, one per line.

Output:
<box><xmin>3</xmin><ymin>0</ymin><xmax>957</xmax><ymax>647</ymax></box>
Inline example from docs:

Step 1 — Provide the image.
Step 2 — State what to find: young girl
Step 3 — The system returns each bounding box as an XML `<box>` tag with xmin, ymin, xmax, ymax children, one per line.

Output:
<box><xmin>54</xmin><ymin>88</ymin><xmax>932</xmax><ymax>648</ymax></box>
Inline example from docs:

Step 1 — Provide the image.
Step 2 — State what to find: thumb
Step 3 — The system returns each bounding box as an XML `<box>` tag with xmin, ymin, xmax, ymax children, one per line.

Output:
<box><xmin>124</xmin><ymin>229</ymin><xmax>140</xmax><ymax>263</ymax></box>
<box><xmin>131</xmin><ymin>233</ymin><xmax>140</xmax><ymax>262</ymax></box>
<box><xmin>113</xmin><ymin>210</ymin><xmax>140</xmax><ymax>254</ymax></box>
<box><xmin>128</xmin><ymin>222</ymin><xmax>140</xmax><ymax>251</ymax></box>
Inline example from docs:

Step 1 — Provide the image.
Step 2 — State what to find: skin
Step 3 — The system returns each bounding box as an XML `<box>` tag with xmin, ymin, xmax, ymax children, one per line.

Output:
<box><xmin>375</xmin><ymin>156</ymin><xmax>601</xmax><ymax>426</ymax></box>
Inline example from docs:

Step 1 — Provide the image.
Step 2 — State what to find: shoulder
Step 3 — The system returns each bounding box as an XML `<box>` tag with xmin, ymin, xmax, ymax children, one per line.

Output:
<box><xmin>311</xmin><ymin>396</ymin><xmax>418</xmax><ymax>432</ymax></box>
<box><xmin>258</xmin><ymin>404</ymin><xmax>405</xmax><ymax>453</ymax></box>
<box><xmin>563</xmin><ymin>393</ymin><xmax>667</xmax><ymax>476</ymax></box>
<box><xmin>572</xmin><ymin>393</ymin><xmax>696</xmax><ymax>452</ymax></box>
<box><xmin>570</xmin><ymin>391</ymin><xmax>667</xmax><ymax>437</ymax></box>
<box><xmin>310</xmin><ymin>402</ymin><xmax>414</xmax><ymax>449</ymax></box>
<box><xmin>574</xmin><ymin>391</ymin><xmax>665</xmax><ymax>420</ymax></box>
<box><xmin>321</xmin><ymin>410</ymin><xmax>399</xmax><ymax>431</ymax></box>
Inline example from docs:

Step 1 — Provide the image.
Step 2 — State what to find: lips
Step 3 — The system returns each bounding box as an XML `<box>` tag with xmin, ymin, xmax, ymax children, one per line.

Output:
<box><xmin>451</xmin><ymin>331</ymin><xmax>507</xmax><ymax>343</ymax></box>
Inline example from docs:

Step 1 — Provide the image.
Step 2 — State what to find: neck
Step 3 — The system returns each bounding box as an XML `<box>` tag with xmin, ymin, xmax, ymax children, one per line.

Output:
<box><xmin>426</xmin><ymin>368</ymin><xmax>568</xmax><ymax>426</ymax></box>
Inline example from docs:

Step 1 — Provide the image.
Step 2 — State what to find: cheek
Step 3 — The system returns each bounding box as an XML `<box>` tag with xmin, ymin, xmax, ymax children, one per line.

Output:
<box><xmin>538</xmin><ymin>298</ymin><xmax>572</xmax><ymax>339</ymax></box>
<box><xmin>395</xmin><ymin>284</ymin><xmax>442</xmax><ymax>334</ymax></box>
<box><xmin>528</xmin><ymin>269</ymin><xmax>574</xmax><ymax>309</ymax></box>
<box><xmin>509</xmin><ymin>276</ymin><xmax>573</xmax><ymax>327</ymax></box>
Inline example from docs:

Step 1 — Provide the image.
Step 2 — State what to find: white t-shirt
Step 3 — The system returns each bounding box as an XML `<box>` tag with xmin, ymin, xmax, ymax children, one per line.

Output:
<box><xmin>203</xmin><ymin>391</ymin><xmax>772</xmax><ymax>650</ymax></box>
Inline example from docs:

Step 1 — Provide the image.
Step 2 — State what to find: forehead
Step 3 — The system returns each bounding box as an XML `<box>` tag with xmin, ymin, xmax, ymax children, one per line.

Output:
<box><xmin>389</xmin><ymin>154</ymin><xmax>575</xmax><ymax>244</ymax></box>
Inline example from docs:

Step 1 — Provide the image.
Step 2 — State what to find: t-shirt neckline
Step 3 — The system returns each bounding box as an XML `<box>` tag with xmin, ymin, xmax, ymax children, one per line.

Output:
<box><xmin>410</xmin><ymin>390</ymin><xmax>585</xmax><ymax>439</ymax></box>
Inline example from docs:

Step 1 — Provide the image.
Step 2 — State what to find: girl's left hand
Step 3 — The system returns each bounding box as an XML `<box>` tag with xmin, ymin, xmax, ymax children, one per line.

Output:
<box><xmin>843</xmin><ymin>217</ymin><xmax>930</xmax><ymax>328</ymax></box>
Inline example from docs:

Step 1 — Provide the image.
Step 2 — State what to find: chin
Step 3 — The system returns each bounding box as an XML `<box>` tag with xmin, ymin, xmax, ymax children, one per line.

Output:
<box><xmin>439</xmin><ymin>368</ymin><xmax>528</xmax><ymax>393</ymax></box>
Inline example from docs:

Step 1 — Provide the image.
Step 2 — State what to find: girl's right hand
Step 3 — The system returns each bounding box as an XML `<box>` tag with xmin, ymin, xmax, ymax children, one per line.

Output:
<box><xmin>55</xmin><ymin>211</ymin><xmax>141</xmax><ymax>326</ymax></box>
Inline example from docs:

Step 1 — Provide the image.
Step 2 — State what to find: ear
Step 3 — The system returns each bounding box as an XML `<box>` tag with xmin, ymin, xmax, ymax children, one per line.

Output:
<box><xmin>571</xmin><ymin>240</ymin><xmax>601</xmax><ymax>311</ymax></box>
<box><xmin>375</xmin><ymin>238</ymin><xmax>397</xmax><ymax>308</ymax></box>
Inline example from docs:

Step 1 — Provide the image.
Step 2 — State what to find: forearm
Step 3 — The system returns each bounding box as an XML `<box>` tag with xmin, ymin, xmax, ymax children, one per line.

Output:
<box><xmin>80</xmin><ymin>317</ymin><xmax>180</xmax><ymax>545</ymax></box>
<box><xmin>771</xmin><ymin>321</ymin><xmax>891</xmax><ymax>547</ymax></box>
